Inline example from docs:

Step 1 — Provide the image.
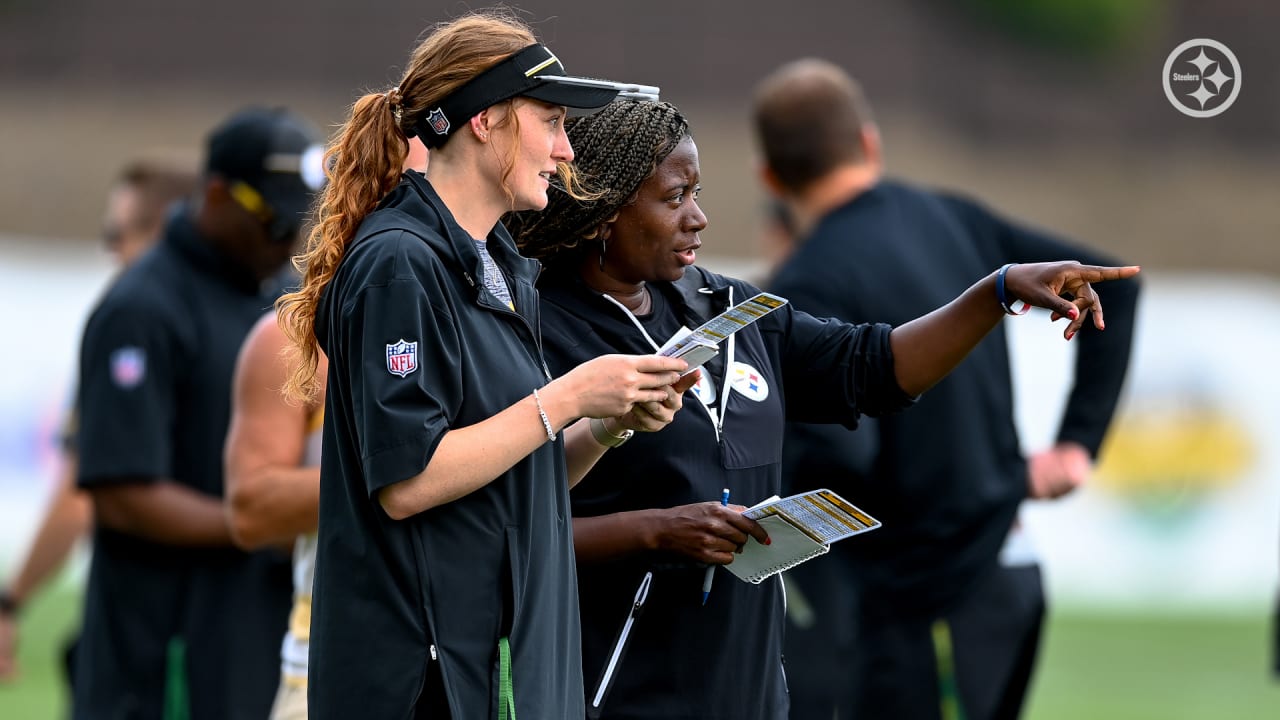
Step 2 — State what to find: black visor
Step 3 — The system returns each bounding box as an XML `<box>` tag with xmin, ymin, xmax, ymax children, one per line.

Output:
<box><xmin>413</xmin><ymin>44</ymin><xmax>659</xmax><ymax>148</ymax></box>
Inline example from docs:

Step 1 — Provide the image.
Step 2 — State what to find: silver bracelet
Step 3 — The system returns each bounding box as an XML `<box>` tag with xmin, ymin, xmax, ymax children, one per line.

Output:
<box><xmin>532</xmin><ymin>388</ymin><xmax>556</xmax><ymax>442</ymax></box>
<box><xmin>589</xmin><ymin>417</ymin><xmax>634</xmax><ymax>448</ymax></box>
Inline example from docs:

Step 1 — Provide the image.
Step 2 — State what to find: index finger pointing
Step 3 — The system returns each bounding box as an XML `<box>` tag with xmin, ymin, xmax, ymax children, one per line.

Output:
<box><xmin>1077</xmin><ymin>265</ymin><xmax>1141</xmax><ymax>283</ymax></box>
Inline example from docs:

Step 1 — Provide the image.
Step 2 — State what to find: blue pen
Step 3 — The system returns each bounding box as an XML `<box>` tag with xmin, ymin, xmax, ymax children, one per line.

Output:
<box><xmin>702</xmin><ymin>488</ymin><xmax>731</xmax><ymax>606</ymax></box>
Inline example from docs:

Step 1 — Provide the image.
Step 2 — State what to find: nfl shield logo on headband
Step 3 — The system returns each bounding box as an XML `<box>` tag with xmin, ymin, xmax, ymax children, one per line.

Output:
<box><xmin>426</xmin><ymin>108</ymin><xmax>450</xmax><ymax>136</ymax></box>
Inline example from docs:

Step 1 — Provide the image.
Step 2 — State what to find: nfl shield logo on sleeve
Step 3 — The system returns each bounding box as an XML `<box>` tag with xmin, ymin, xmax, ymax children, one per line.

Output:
<box><xmin>386</xmin><ymin>339</ymin><xmax>418</xmax><ymax>377</ymax></box>
<box><xmin>109</xmin><ymin>346</ymin><xmax>146</xmax><ymax>389</ymax></box>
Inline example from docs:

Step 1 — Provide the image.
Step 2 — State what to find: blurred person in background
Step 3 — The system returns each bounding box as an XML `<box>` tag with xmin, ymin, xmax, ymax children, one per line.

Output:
<box><xmin>274</xmin><ymin>11</ymin><xmax>691</xmax><ymax>718</ymax></box>
<box><xmin>72</xmin><ymin>106</ymin><xmax>322</xmax><ymax>720</ymax></box>
<box><xmin>753</xmin><ymin>58</ymin><xmax>1140</xmax><ymax>720</ymax></box>
<box><xmin>757</xmin><ymin>198</ymin><xmax>799</xmax><ymax>282</ymax></box>
<box><xmin>223</xmin><ymin>312</ymin><xmax>324</xmax><ymax>720</ymax></box>
<box><xmin>0</xmin><ymin>158</ymin><xmax>197</xmax><ymax>686</ymax></box>
<box><xmin>222</xmin><ymin>138</ymin><xmax>425</xmax><ymax>720</ymax></box>
<box><xmin>508</xmin><ymin>97</ymin><xmax>1138</xmax><ymax>720</ymax></box>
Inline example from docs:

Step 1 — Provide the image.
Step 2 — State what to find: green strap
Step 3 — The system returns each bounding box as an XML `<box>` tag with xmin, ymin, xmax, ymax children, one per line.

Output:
<box><xmin>498</xmin><ymin>636</ymin><xmax>517</xmax><ymax>720</ymax></box>
<box><xmin>931</xmin><ymin>620</ymin><xmax>966</xmax><ymax>720</ymax></box>
<box><xmin>163</xmin><ymin>636</ymin><xmax>191</xmax><ymax>720</ymax></box>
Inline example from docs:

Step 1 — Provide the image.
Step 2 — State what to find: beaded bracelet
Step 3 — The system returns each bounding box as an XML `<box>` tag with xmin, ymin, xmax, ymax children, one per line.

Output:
<box><xmin>532</xmin><ymin>388</ymin><xmax>556</xmax><ymax>442</ymax></box>
<box><xmin>996</xmin><ymin>263</ymin><xmax>1031</xmax><ymax>316</ymax></box>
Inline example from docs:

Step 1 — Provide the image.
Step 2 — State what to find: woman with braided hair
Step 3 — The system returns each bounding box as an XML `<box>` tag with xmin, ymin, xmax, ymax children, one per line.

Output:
<box><xmin>508</xmin><ymin>99</ymin><xmax>1138</xmax><ymax>719</ymax></box>
<box><xmin>274</xmin><ymin>12</ymin><xmax>697</xmax><ymax>719</ymax></box>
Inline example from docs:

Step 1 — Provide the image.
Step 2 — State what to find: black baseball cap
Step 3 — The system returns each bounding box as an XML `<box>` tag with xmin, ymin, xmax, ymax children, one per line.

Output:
<box><xmin>204</xmin><ymin>107</ymin><xmax>325</xmax><ymax>242</ymax></box>
<box><xmin>414</xmin><ymin>44</ymin><xmax>660</xmax><ymax>148</ymax></box>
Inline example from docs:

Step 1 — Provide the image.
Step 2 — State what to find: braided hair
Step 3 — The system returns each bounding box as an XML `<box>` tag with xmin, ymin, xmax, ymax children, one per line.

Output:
<box><xmin>510</xmin><ymin>100</ymin><xmax>688</xmax><ymax>261</ymax></box>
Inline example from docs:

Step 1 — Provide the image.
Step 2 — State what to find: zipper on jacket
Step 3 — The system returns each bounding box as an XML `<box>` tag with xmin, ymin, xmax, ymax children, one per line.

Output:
<box><xmin>410</xmin><ymin>643</ymin><xmax>438</xmax><ymax>716</ymax></box>
<box><xmin>476</xmin><ymin>264</ymin><xmax>554</xmax><ymax>384</ymax></box>
<box><xmin>714</xmin><ymin>286</ymin><xmax>734</xmax><ymax>440</ymax></box>
<box><xmin>531</xmin><ymin>262</ymin><xmax>553</xmax><ymax>380</ymax></box>
<box><xmin>589</xmin><ymin>571</ymin><xmax>653</xmax><ymax>714</ymax></box>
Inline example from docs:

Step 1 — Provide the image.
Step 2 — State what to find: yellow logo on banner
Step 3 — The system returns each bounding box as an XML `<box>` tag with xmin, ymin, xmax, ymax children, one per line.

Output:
<box><xmin>1095</xmin><ymin>407</ymin><xmax>1254</xmax><ymax>494</ymax></box>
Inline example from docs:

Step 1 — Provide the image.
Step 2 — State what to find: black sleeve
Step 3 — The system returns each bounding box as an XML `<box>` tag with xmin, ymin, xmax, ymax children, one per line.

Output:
<box><xmin>945</xmin><ymin>195</ymin><xmax>1142</xmax><ymax>456</ymax></box>
<box><xmin>768</xmin><ymin>273</ymin><xmax>885</xmax><ymax>492</ymax></box>
<box><xmin>776</xmin><ymin>308</ymin><xmax>915</xmax><ymax>426</ymax></box>
<box><xmin>343</xmin><ymin>273</ymin><xmax>465</xmax><ymax>498</ymax></box>
<box><xmin>76</xmin><ymin>297</ymin><xmax>176</xmax><ymax>486</ymax></box>
<box><xmin>780</xmin><ymin>418</ymin><xmax>879</xmax><ymax>494</ymax></box>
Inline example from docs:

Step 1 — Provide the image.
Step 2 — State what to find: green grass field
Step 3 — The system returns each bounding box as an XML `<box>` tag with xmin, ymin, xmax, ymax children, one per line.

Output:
<box><xmin>2</xmin><ymin>584</ymin><xmax>81</xmax><ymax>719</ymax></box>
<box><xmin>1024</xmin><ymin>609</ymin><xmax>1279</xmax><ymax>720</ymax></box>
<box><xmin>3</xmin><ymin>587</ymin><xmax>1277</xmax><ymax>718</ymax></box>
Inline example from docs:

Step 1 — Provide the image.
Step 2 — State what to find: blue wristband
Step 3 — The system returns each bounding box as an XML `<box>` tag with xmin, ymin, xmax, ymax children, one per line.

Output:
<box><xmin>996</xmin><ymin>263</ymin><xmax>1030</xmax><ymax>316</ymax></box>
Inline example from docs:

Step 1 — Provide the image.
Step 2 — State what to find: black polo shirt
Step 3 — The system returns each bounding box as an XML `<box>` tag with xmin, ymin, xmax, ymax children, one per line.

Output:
<box><xmin>535</xmin><ymin>264</ymin><xmax>913</xmax><ymax>720</ymax></box>
<box><xmin>308</xmin><ymin>172</ymin><xmax>583</xmax><ymax>719</ymax></box>
<box><xmin>74</xmin><ymin>206</ymin><xmax>292</xmax><ymax>720</ymax></box>
<box><xmin>772</xmin><ymin>179</ymin><xmax>1139</xmax><ymax>615</ymax></box>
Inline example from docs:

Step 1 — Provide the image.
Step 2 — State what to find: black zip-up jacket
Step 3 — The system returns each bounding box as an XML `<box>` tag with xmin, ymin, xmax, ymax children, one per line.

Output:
<box><xmin>309</xmin><ymin>172</ymin><xmax>583</xmax><ymax>718</ymax></box>
<box><xmin>537</xmin><ymin>264</ymin><xmax>914</xmax><ymax>720</ymax></box>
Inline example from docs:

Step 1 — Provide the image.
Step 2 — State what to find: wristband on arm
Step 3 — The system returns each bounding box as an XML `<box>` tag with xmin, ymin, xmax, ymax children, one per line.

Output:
<box><xmin>996</xmin><ymin>263</ymin><xmax>1032</xmax><ymax>316</ymax></box>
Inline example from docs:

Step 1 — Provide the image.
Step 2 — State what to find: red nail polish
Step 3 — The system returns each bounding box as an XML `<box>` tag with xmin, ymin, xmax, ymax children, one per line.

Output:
<box><xmin>1066</xmin><ymin>330</ymin><xmax>1075</xmax><ymax>341</ymax></box>
<box><xmin>765</xmin><ymin>537</ymin><xmax>772</xmax><ymax>545</ymax></box>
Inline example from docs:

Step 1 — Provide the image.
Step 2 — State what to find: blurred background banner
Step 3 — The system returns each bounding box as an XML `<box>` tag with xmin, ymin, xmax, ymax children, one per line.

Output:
<box><xmin>0</xmin><ymin>242</ymin><xmax>109</xmax><ymax>556</ymax></box>
<box><xmin>1009</xmin><ymin>276</ymin><xmax>1280</xmax><ymax>611</ymax></box>
<box><xmin>2</xmin><ymin>0</ymin><xmax>1277</xmax><ymax>717</ymax></box>
<box><xmin>0</xmin><ymin>0</ymin><xmax>1277</xmax><ymax>270</ymax></box>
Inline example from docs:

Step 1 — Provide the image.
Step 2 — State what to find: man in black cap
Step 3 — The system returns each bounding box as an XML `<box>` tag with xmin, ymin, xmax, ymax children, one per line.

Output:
<box><xmin>72</xmin><ymin>107</ymin><xmax>323</xmax><ymax>720</ymax></box>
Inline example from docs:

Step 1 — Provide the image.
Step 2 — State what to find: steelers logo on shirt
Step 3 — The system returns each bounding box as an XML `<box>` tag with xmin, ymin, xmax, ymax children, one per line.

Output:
<box><xmin>690</xmin><ymin>370</ymin><xmax>717</xmax><ymax>407</ymax></box>
<box><xmin>729</xmin><ymin>362</ymin><xmax>769</xmax><ymax>402</ymax></box>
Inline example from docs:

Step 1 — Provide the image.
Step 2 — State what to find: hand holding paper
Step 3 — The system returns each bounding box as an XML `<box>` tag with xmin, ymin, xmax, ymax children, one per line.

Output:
<box><xmin>725</xmin><ymin>489</ymin><xmax>881</xmax><ymax>584</ymax></box>
<box><xmin>657</xmin><ymin>292</ymin><xmax>788</xmax><ymax>374</ymax></box>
